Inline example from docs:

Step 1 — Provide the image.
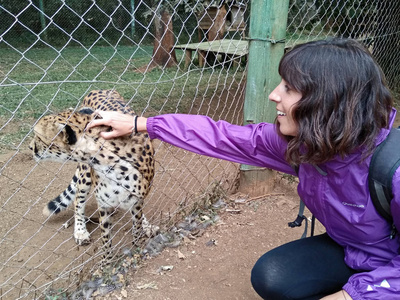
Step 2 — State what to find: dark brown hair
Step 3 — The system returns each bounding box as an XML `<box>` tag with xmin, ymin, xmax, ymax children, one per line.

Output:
<box><xmin>278</xmin><ymin>38</ymin><xmax>393</xmax><ymax>165</ymax></box>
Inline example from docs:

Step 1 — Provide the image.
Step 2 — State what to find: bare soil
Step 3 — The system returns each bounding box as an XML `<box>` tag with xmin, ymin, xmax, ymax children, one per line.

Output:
<box><xmin>0</xmin><ymin>147</ymin><xmax>323</xmax><ymax>300</ymax></box>
<box><xmin>96</xmin><ymin>176</ymin><xmax>325</xmax><ymax>300</ymax></box>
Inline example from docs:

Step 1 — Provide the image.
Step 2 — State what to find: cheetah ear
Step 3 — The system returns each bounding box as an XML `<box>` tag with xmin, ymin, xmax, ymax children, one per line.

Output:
<box><xmin>78</xmin><ymin>107</ymin><xmax>94</xmax><ymax>115</ymax></box>
<box><xmin>58</xmin><ymin>124</ymin><xmax>77</xmax><ymax>145</ymax></box>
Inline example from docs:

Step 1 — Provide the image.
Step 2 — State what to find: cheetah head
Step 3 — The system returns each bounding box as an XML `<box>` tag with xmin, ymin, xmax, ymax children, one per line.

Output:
<box><xmin>29</xmin><ymin>108</ymin><xmax>103</xmax><ymax>163</ymax></box>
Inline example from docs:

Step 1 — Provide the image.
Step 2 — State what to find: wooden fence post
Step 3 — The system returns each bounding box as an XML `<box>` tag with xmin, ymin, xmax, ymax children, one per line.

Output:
<box><xmin>239</xmin><ymin>0</ymin><xmax>290</xmax><ymax>196</ymax></box>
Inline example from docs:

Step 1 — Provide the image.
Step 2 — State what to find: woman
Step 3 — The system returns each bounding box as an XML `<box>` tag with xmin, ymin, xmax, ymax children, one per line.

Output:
<box><xmin>87</xmin><ymin>38</ymin><xmax>399</xmax><ymax>299</ymax></box>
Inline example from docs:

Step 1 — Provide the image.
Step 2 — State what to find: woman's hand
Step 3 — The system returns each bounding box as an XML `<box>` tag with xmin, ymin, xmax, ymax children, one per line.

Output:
<box><xmin>320</xmin><ymin>290</ymin><xmax>352</xmax><ymax>300</ymax></box>
<box><xmin>86</xmin><ymin>110</ymin><xmax>147</xmax><ymax>139</ymax></box>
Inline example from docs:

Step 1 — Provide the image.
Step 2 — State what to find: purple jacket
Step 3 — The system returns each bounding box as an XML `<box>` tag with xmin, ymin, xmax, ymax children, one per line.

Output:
<box><xmin>147</xmin><ymin>109</ymin><xmax>400</xmax><ymax>300</ymax></box>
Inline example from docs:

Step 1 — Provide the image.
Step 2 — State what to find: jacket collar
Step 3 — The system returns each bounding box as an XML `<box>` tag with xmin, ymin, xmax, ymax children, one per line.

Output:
<box><xmin>375</xmin><ymin>107</ymin><xmax>397</xmax><ymax>146</ymax></box>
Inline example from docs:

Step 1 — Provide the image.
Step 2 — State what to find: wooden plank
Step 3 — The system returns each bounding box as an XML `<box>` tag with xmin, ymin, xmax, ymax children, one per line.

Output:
<box><xmin>175</xmin><ymin>40</ymin><xmax>248</xmax><ymax>56</ymax></box>
<box><xmin>175</xmin><ymin>37</ymin><xmax>325</xmax><ymax>56</ymax></box>
<box><xmin>196</xmin><ymin>40</ymin><xmax>248</xmax><ymax>55</ymax></box>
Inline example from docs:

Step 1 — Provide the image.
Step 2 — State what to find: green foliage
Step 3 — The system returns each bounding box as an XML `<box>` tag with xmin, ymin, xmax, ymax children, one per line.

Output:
<box><xmin>287</xmin><ymin>0</ymin><xmax>377</xmax><ymax>35</ymax></box>
<box><xmin>0</xmin><ymin>0</ymin><xmax>201</xmax><ymax>48</ymax></box>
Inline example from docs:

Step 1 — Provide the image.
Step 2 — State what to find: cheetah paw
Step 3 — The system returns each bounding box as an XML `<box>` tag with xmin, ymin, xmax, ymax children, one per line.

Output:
<box><xmin>143</xmin><ymin>224</ymin><xmax>160</xmax><ymax>238</ymax></box>
<box><xmin>141</xmin><ymin>216</ymin><xmax>160</xmax><ymax>237</ymax></box>
<box><xmin>74</xmin><ymin>230</ymin><xmax>91</xmax><ymax>245</ymax></box>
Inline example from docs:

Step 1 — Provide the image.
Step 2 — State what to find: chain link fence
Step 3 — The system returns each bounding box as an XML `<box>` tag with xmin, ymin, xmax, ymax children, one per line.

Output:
<box><xmin>0</xmin><ymin>0</ymin><xmax>399</xmax><ymax>298</ymax></box>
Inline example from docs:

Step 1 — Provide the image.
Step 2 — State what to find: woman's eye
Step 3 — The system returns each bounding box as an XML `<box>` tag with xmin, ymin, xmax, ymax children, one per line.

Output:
<box><xmin>284</xmin><ymin>85</ymin><xmax>291</xmax><ymax>92</ymax></box>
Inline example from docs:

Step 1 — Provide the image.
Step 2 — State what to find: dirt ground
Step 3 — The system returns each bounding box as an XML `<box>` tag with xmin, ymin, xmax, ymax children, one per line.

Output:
<box><xmin>96</xmin><ymin>177</ymin><xmax>325</xmax><ymax>300</ymax></box>
<box><xmin>0</xmin><ymin>147</ymin><xmax>324</xmax><ymax>300</ymax></box>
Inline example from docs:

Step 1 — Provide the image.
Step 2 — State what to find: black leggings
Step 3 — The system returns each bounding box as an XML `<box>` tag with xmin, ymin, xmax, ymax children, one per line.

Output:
<box><xmin>251</xmin><ymin>234</ymin><xmax>360</xmax><ymax>300</ymax></box>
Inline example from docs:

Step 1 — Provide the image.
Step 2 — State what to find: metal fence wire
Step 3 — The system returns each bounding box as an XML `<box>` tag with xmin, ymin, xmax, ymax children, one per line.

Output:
<box><xmin>0</xmin><ymin>0</ymin><xmax>399</xmax><ymax>298</ymax></box>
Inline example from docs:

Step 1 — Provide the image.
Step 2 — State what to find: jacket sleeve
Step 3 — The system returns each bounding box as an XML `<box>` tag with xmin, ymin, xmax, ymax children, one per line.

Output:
<box><xmin>343</xmin><ymin>257</ymin><xmax>400</xmax><ymax>299</ymax></box>
<box><xmin>146</xmin><ymin>114</ymin><xmax>295</xmax><ymax>175</ymax></box>
<box><xmin>343</xmin><ymin>167</ymin><xmax>400</xmax><ymax>299</ymax></box>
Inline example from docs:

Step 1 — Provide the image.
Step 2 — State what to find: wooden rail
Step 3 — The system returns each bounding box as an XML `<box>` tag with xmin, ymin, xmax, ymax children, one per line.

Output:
<box><xmin>174</xmin><ymin>39</ymin><xmax>249</xmax><ymax>68</ymax></box>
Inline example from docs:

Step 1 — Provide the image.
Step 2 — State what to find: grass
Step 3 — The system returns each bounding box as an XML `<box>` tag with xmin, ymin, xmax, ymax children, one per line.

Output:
<box><xmin>0</xmin><ymin>44</ymin><xmax>244</xmax><ymax>153</ymax></box>
<box><xmin>1</xmin><ymin>45</ymin><xmax>170</xmax><ymax>117</ymax></box>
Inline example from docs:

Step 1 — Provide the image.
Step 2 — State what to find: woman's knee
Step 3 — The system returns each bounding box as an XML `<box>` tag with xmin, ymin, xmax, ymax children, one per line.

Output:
<box><xmin>251</xmin><ymin>251</ymin><xmax>288</xmax><ymax>299</ymax></box>
<box><xmin>250</xmin><ymin>234</ymin><xmax>355</xmax><ymax>299</ymax></box>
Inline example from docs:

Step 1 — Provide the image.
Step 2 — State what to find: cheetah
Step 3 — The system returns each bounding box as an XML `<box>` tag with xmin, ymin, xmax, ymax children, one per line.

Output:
<box><xmin>29</xmin><ymin>90</ymin><xmax>158</xmax><ymax>263</ymax></box>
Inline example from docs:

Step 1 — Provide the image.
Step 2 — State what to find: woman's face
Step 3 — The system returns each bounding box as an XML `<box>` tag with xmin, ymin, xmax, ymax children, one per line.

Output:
<box><xmin>269</xmin><ymin>80</ymin><xmax>302</xmax><ymax>136</ymax></box>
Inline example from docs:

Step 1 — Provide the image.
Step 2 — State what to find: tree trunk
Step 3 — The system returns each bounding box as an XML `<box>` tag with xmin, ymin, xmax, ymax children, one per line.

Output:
<box><xmin>208</xmin><ymin>5</ymin><xmax>227</xmax><ymax>41</ymax></box>
<box><xmin>149</xmin><ymin>8</ymin><xmax>177</xmax><ymax>70</ymax></box>
<box><xmin>202</xmin><ymin>5</ymin><xmax>227</xmax><ymax>66</ymax></box>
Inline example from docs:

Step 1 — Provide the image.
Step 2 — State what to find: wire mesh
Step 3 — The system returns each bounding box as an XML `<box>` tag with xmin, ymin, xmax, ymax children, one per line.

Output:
<box><xmin>0</xmin><ymin>0</ymin><xmax>399</xmax><ymax>298</ymax></box>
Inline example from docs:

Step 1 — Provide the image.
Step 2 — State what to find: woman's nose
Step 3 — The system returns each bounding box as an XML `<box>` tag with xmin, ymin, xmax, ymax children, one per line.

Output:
<box><xmin>269</xmin><ymin>88</ymin><xmax>280</xmax><ymax>103</ymax></box>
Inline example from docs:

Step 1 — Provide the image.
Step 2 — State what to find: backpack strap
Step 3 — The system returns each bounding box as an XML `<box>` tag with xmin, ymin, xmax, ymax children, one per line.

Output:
<box><xmin>289</xmin><ymin>165</ymin><xmax>315</xmax><ymax>238</ymax></box>
<box><xmin>369</xmin><ymin>128</ymin><xmax>400</xmax><ymax>239</ymax></box>
<box><xmin>368</xmin><ymin>128</ymin><xmax>400</xmax><ymax>223</ymax></box>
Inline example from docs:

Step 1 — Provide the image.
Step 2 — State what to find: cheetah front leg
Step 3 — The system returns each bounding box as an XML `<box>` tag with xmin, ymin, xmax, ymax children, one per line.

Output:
<box><xmin>131</xmin><ymin>201</ymin><xmax>145</xmax><ymax>247</ymax></box>
<box><xmin>131</xmin><ymin>199</ymin><xmax>159</xmax><ymax>248</ymax></box>
<box><xmin>73</xmin><ymin>163</ymin><xmax>92</xmax><ymax>245</ymax></box>
<box><xmin>99</xmin><ymin>207</ymin><xmax>114</xmax><ymax>266</ymax></box>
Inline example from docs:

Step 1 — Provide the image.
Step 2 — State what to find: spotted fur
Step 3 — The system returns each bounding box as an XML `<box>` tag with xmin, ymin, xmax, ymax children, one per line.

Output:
<box><xmin>30</xmin><ymin>90</ymin><xmax>158</xmax><ymax>263</ymax></box>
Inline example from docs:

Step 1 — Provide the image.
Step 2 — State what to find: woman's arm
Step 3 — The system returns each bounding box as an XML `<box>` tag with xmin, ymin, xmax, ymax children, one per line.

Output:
<box><xmin>145</xmin><ymin>113</ymin><xmax>295</xmax><ymax>173</ymax></box>
<box><xmin>87</xmin><ymin>111</ymin><xmax>295</xmax><ymax>174</ymax></box>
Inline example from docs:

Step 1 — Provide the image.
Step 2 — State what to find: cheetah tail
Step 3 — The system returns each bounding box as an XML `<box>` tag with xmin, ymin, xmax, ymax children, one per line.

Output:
<box><xmin>43</xmin><ymin>172</ymin><xmax>79</xmax><ymax>217</ymax></box>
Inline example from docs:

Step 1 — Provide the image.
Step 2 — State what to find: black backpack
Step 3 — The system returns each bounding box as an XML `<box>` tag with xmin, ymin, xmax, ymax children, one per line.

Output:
<box><xmin>368</xmin><ymin>128</ymin><xmax>400</xmax><ymax>238</ymax></box>
<box><xmin>290</xmin><ymin>128</ymin><xmax>400</xmax><ymax>239</ymax></box>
